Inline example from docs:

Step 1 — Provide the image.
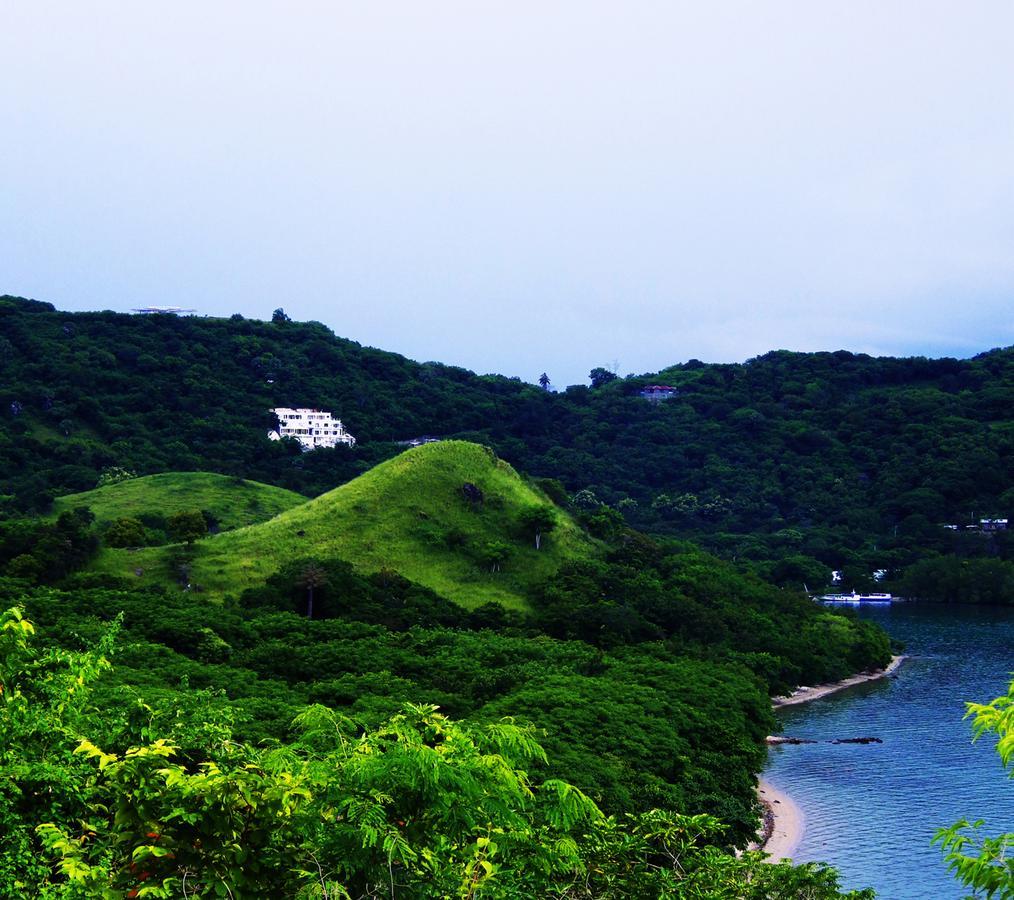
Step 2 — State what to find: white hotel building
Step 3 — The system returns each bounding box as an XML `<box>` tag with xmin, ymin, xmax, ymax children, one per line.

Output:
<box><xmin>268</xmin><ymin>408</ymin><xmax>356</xmax><ymax>450</ymax></box>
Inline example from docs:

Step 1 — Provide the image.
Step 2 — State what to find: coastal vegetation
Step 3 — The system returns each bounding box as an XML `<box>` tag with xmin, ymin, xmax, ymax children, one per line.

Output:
<box><xmin>900</xmin><ymin>556</ymin><xmax>1014</xmax><ymax>606</ymax></box>
<box><xmin>0</xmin><ymin>434</ymin><xmax>891</xmax><ymax>893</ymax></box>
<box><xmin>0</xmin><ymin>296</ymin><xmax>1008</xmax><ymax>895</ymax></box>
<box><xmin>2</xmin><ymin>296</ymin><xmax>1011</xmax><ymax>599</ymax></box>
<box><xmin>0</xmin><ymin>439</ymin><xmax>889</xmax><ymax>835</ymax></box>
<box><xmin>1</xmin><ymin>606</ymin><xmax>876</xmax><ymax>897</ymax></box>
<box><xmin>935</xmin><ymin>677</ymin><xmax>1014</xmax><ymax>898</ymax></box>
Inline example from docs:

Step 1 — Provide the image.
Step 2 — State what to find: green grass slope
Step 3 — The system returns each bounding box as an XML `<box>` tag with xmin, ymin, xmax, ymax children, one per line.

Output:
<box><xmin>53</xmin><ymin>473</ymin><xmax>307</xmax><ymax>532</ymax></box>
<box><xmin>92</xmin><ymin>442</ymin><xmax>595</xmax><ymax>610</ymax></box>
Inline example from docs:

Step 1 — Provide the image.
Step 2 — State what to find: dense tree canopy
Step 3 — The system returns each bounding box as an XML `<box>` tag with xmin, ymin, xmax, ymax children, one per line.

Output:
<box><xmin>4</xmin><ymin>296</ymin><xmax>986</xmax><ymax>895</ymax></box>
<box><xmin>1</xmin><ymin>296</ymin><xmax>1011</xmax><ymax>594</ymax></box>
<box><xmin>2</xmin><ymin>607</ymin><xmax>877</xmax><ymax>898</ymax></box>
<box><xmin>0</xmin><ymin>497</ymin><xmax>890</xmax><ymax>855</ymax></box>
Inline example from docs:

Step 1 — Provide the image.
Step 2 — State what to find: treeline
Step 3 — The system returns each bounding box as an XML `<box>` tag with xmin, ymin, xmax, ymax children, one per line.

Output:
<box><xmin>900</xmin><ymin>555</ymin><xmax>1014</xmax><ymax>604</ymax></box>
<box><xmin>0</xmin><ymin>508</ymin><xmax>97</xmax><ymax>582</ymax></box>
<box><xmin>2</xmin><ymin>295</ymin><xmax>1011</xmax><ymax>591</ymax></box>
<box><xmin>0</xmin><ymin>296</ymin><xmax>530</xmax><ymax>508</ymax></box>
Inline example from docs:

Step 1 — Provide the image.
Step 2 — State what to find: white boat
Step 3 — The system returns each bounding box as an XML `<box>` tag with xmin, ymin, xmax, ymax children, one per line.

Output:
<box><xmin>819</xmin><ymin>591</ymin><xmax>894</xmax><ymax>604</ymax></box>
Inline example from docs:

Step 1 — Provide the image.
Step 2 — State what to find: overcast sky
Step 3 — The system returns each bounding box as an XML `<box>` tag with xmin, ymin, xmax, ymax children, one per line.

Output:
<box><xmin>2</xmin><ymin>2</ymin><xmax>1013</xmax><ymax>385</ymax></box>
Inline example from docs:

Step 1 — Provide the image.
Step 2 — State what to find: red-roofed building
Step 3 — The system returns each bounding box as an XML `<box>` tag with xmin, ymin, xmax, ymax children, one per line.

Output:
<box><xmin>638</xmin><ymin>385</ymin><xmax>678</xmax><ymax>403</ymax></box>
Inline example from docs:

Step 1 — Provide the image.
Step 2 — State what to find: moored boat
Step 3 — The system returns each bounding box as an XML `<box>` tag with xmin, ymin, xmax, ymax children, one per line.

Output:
<box><xmin>818</xmin><ymin>591</ymin><xmax>895</xmax><ymax>604</ymax></box>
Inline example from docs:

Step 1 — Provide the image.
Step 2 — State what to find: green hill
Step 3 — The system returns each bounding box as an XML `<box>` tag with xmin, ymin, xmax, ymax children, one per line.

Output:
<box><xmin>3</xmin><ymin>296</ymin><xmax>1011</xmax><ymax>591</ymax></box>
<box><xmin>51</xmin><ymin>472</ymin><xmax>307</xmax><ymax>532</ymax></box>
<box><xmin>91</xmin><ymin>442</ymin><xmax>595</xmax><ymax>610</ymax></box>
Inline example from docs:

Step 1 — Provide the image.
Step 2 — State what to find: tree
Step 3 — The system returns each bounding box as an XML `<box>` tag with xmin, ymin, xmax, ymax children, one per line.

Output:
<box><xmin>165</xmin><ymin>543</ymin><xmax>197</xmax><ymax>587</ymax></box>
<box><xmin>571</xmin><ymin>488</ymin><xmax>602</xmax><ymax>510</ymax></box>
<box><xmin>96</xmin><ymin>466</ymin><xmax>136</xmax><ymax>487</ymax></box>
<box><xmin>539</xmin><ymin>372</ymin><xmax>551</xmax><ymax>390</ymax></box>
<box><xmin>583</xmin><ymin>505</ymin><xmax>625</xmax><ymax>540</ymax></box>
<box><xmin>769</xmin><ymin>554</ymin><xmax>828</xmax><ymax>591</ymax></box>
<box><xmin>104</xmin><ymin>516</ymin><xmax>146</xmax><ymax>548</ymax></box>
<box><xmin>5</xmin><ymin>554</ymin><xmax>42</xmax><ymax>581</ymax></box>
<box><xmin>296</xmin><ymin>561</ymin><xmax>329</xmax><ymax>619</ymax></box>
<box><xmin>519</xmin><ymin>504</ymin><xmax>557</xmax><ymax>550</ymax></box>
<box><xmin>902</xmin><ymin>557</ymin><xmax>1014</xmax><ymax>606</ymax></box>
<box><xmin>1</xmin><ymin>510</ymin><xmax>98</xmax><ymax>584</ymax></box>
<box><xmin>478</xmin><ymin>540</ymin><xmax>511</xmax><ymax>573</ymax></box>
<box><xmin>534</xmin><ymin>477</ymin><xmax>569</xmax><ymax>507</ymax></box>
<box><xmin>271</xmin><ymin>307</ymin><xmax>290</xmax><ymax>323</ymax></box>
<box><xmin>589</xmin><ymin>366</ymin><xmax>618</xmax><ymax>388</ymax></box>
<box><xmin>166</xmin><ymin>509</ymin><xmax>207</xmax><ymax>544</ymax></box>
<box><xmin>934</xmin><ymin>677</ymin><xmax>1014</xmax><ymax>898</ymax></box>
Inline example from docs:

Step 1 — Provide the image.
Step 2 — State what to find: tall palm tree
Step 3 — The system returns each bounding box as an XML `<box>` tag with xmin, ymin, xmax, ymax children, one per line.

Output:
<box><xmin>296</xmin><ymin>563</ymin><xmax>329</xmax><ymax>619</ymax></box>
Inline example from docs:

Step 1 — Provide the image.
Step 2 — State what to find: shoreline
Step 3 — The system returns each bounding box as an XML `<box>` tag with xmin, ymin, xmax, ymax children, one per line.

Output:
<box><xmin>755</xmin><ymin>655</ymin><xmax>907</xmax><ymax>860</ymax></box>
<box><xmin>772</xmin><ymin>655</ymin><xmax>906</xmax><ymax>708</ymax></box>
<box><xmin>754</xmin><ymin>778</ymin><xmax>804</xmax><ymax>862</ymax></box>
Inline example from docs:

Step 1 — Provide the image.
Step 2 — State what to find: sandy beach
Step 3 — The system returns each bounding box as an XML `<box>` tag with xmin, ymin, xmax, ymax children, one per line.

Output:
<box><xmin>772</xmin><ymin>655</ymin><xmax>906</xmax><ymax>708</ymax></box>
<box><xmin>755</xmin><ymin>778</ymin><xmax>804</xmax><ymax>862</ymax></box>
<box><xmin>756</xmin><ymin>655</ymin><xmax>907</xmax><ymax>860</ymax></box>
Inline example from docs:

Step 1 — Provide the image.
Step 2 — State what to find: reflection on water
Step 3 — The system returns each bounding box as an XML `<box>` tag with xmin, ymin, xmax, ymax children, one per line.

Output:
<box><xmin>763</xmin><ymin>605</ymin><xmax>1013</xmax><ymax>899</ymax></box>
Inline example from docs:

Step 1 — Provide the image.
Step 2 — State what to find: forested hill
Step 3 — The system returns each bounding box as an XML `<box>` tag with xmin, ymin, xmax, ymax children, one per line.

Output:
<box><xmin>0</xmin><ymin>295</ymin><xmax>539</xmax><ymax>504</ymax></box>
<box><xmin>2</xmin><ymin>295</ymin><xmax>1012</xmax><ymax>585</ymax></box>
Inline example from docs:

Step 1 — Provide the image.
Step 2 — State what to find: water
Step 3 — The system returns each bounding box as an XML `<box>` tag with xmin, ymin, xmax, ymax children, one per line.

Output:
<box><xmin>764</xmin><ymin>604</ymin><xmax>1013</xmax><ymax>898</ymax></box>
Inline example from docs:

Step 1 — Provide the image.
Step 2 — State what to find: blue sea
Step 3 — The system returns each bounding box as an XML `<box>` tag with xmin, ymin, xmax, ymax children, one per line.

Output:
<box><xmin>764</xmin><ymin>604</ymin><xmax>1013</xmax><ymax>899</ymax></box>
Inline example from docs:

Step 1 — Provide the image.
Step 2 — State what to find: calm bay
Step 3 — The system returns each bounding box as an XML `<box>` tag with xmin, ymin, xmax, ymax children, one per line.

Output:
<box><xmin>764</xmin><ymin>604</ymin><xmax>1013</xmax><ymax>898</ymax></box>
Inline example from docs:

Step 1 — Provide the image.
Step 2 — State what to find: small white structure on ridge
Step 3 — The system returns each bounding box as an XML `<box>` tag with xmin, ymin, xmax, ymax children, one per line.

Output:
<box><xmin>268</xmin><ymin>408</ymin><xmax>356</xmax><ymax>450</ymax></box>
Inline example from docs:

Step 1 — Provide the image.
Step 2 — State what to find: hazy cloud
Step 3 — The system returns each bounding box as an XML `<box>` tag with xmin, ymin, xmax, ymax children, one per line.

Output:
<box><xmin>2</xmin><ymin>2</ymin><xmax>1012</xmax><ymax>384</ymax></box>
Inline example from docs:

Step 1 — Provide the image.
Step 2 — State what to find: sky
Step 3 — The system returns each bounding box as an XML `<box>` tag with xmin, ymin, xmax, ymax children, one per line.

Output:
<box><xmin>2</xmin><ymin>2</ymin><xmax>1013</xmax><ymax>386</ymax></box>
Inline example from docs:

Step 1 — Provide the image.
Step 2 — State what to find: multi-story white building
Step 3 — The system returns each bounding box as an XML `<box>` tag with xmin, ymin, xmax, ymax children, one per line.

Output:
<box><xmin>268</xmin><ymin>408</ymin><xmax>356</xmax><ymax>450</ymax></box>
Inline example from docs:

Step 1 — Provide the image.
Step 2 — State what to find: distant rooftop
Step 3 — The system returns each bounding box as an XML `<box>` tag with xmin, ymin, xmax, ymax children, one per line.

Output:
<box><xmin>638</xmin><ymin>384</ymin><xmax>679</xmax><ymax>402</ymax></box>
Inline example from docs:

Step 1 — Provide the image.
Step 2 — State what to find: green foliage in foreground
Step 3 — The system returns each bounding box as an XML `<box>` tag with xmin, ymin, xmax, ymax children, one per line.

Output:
<box><xmin>11</xmin><ymin>579</ymin><xmax>775</xmax><ymax>843</ymax></box>
<box><xmin>935</xmin><ymin>677</ymin><xmax>1014</xmax><ymax>899</ymax></box>
<box><xmin>2</xmin><ymin>608</ymin><xmax>874</xmax><ymax>898</ymax></box>
<box><xmin>89</xmin><ymin>442</ymin><xmax>594</xmax><ymax>610</ymax></box>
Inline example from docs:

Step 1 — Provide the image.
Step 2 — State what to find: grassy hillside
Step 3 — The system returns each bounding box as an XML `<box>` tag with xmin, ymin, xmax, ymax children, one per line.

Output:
<box><xmin>92</xmin><ymin>442</ymin><xmax>595</xmax><ymax>610</ymax></box>
<box><xmin>51</xmin><ymin>472</ymin><xmax>306</xmax><ymax>532</ymax></box>
<box><xmin>4</xmin><ymin>296</ymin><xmax>1011</xmax><ymax>591</ymax></box>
